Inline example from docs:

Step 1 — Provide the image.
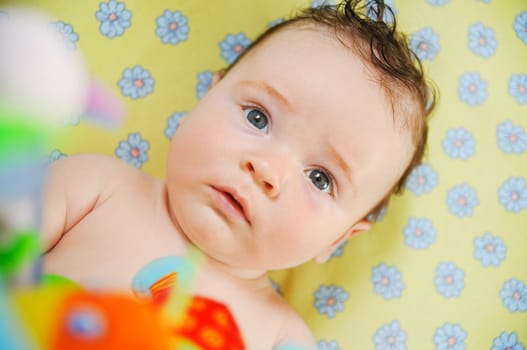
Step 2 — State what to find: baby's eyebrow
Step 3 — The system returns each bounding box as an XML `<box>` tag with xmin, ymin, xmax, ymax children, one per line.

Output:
<box><xmin>240</xmin><ymin>80</ymin><xmax>293</xmax><ymax>113</ymax></box>
<box><xmin>327</xmin><ymin>141</ymin><xmax>356</xmax><ymax>194</ymax></box>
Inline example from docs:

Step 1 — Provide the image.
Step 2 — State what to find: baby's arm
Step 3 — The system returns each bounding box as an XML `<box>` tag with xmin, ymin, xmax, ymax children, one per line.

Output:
<box><xmin>276</xmin><ymin>309</ymin><xmax>316</xmax><ymax>350</ymax></box>
<box><xmin>41</xmin><ymin>154</ymin><xmax>117</xmax><ymax>253</ymax></box>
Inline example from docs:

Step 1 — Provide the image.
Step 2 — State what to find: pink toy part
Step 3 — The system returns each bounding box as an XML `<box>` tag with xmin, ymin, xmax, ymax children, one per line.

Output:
<box><xmin>84</xmin><ymin>78</ymin><xmax>126</xmax><ymax>129</ymax></box>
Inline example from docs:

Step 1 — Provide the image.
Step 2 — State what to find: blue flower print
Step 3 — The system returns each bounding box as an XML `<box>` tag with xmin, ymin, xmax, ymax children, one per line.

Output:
<box><xmin>311</xmin><ymin>0</ymin><xmax>336</xmax><ymax>7</ymax></box>
<box><xmin>458</xmin><ymin>72</ymin><xmax>487</xmax><ymax>106</ymax></box>
<box><xmin>446</xmin><ymin>184</ymin><xmax>479</xmax><ymax>217</ymax></box>
<box><xmin>115</xmin><ymin>132</ymin><xmax>149</xmax><ymax>168</ymax></box>
<box><xmin>409</xmin><ymin>27</ymin><xmax>440</xmax><ymax>61</ymax></box>
<box><xmin>196</xmin><ymin>71</ymin><xmax>213</xmax><ymax>100</ymax></box>
<box><xmin>497</xmin><ymin>120</ymin><xmax>527</xmax><ymax>154</ymax></box>
<box><xmin>426</xmin><ymin>0</ymin><xmax>450</xmax><ymax>6</ymax></box>
<box><xmin>500</xmin><ymin>278</ymin><xmax>527</xmax><ymax>312</ymax></box>
<box><xmin>433</xmin><ymin>323</ymin><xmax>467</xmax><ymax>350</ymax></box>
<box><xmin>491</xmin><ymin>331</ymin><xmax>525</xmax><ymax>350</ymax></box>
<box><xmin>405</xmin><ymin>164</ymin><xmax>438</xmax><ymax>195</ymax></box>
<box><xmin>48</xmin><ymin>149</ymin><xmax>67</xmax><ymax>164</ymax></box>
<box><xmin>508</xmin><ymin>74</ymin><xmax>527</xmax><ymax>104</ymax></box>
<box><xmin>330</xmin><ymin>240</ymin><xmax>347</xmax><ymax>259</ymax></box>
<box><xmin>95</xmin><ymin>0</ymin><xmax>131</xmax><ymax>39</ymax></box>
<box><xmin>373</xmin><ymin>320</ymin><xmax>407</xmax><ymax>350</ymax></box>
<box><xmin>473</xmin><ymin>232</ymin><xmax>506</xmax><ymax>267</ymax></box>
<box><xmin>118</xmin><ymin>65</ymin><xmax>154</xmax><ymax>99</ymax></box>
<box><xmin>468</xmin><ymin>23</ymin><xmax>497</xmax><ymax>58</ymax></box>
<box><xmin>269</xmin><ymin>18</ymin><xmax>285</xmax><ymax>28</ymax></box>
<box><xmin>318</xmin><ymin>340</ymin><xmax>341</xmax><ymax>350</ymax></box>
<box><xmin>270</xmin><ymin>279</ymin><xmax>282</xmax><ymax>295</ymax></box>
<box><xmin>514</xmin><ymin>12</ymin><xmax>527</xmax><ymax>44</ymax></box>
<box><xmin>164</xmin><ymin>112</ymin><xmax>187</xmax><ymax>139</ymax></box>
<box><xmin>434</xmin><ymin>262</ymin><xmax>464</xmax><ymax>298</ymax></box>
<box><xmin>371</xmin><ymin>263</ymin><xmax>404</xmax><ymax>300</ymax></box>
<box><xmin>441</xmin><ymin>127</ymin><xmax>476</xmax><ymax>160</ymax></box>
<box><xmin>366</xmin><ymin>0</ymin><xmax>396</xmax><ymax>24</ymax></box>
<box><xmin>50</xmin><ymin>21</ymin><xmax>79</xmax><ymax>50</ymax></box>
<box><xmin>219</xmin><ymin>33</ymin><xmax>251</xmax><ymax>65</ymax></box>
<box><xmin>155</xmin><ymin>10</ymin><xmax>189</xmax><ymax>45</ymax></box>
<box><xmin>313</xmin><ymin>285</ymin><xmax>349</xmax><ymax>319</ymax></box>
<box><xmin>403</xmin><ymin>217</ymin><xmax>436</xmax><ymax>250</ymax></box>
<box><xmin>498</xmin><ymin>177</ymin><xmax>527</xmax><ymax>213</ymax></box>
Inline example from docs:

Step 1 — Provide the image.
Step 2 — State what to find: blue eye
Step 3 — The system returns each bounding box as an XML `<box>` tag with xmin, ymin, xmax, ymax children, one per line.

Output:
<box><xmin>307</xmin><ymin>169</ymin><xmax>333</xmax><ymax>193</ymax></box>
<box><xmin>245</xmin><ymin>108</ymin><xmax>269</xmax><ymax>132</ymax></box>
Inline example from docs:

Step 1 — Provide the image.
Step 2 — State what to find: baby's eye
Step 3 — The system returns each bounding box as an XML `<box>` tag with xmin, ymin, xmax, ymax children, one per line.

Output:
<box><xmin>244</xmin><ymin>108</ymin><xmax>269</xmax><ymax>132</ymax></box>
<box><xmin>307</xmin><ymin>168</ymin><xmax>333</xmax><ymax>194</ymax></box>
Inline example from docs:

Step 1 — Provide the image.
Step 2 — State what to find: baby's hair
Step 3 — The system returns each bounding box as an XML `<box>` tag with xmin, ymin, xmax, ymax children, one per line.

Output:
<box><xmin>224</xmin><ymin>0</ymin><xmax>437</xmax><ymax>221</ymax></box>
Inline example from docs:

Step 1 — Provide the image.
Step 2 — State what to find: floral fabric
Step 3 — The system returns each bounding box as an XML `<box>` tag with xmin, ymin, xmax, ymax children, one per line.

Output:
<box><xmin>4</xmin><ymin>0</ymin><xmax>526</xmax><ymax>348</ymax></box>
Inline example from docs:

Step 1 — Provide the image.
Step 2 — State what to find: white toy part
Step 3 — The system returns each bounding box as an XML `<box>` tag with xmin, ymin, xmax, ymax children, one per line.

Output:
<box><xmin>0</xmin><ymin>7</ymin><xmax>88</xmax><ymax>125</ymax></box>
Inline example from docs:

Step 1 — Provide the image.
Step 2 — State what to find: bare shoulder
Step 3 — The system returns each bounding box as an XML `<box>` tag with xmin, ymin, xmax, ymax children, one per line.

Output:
<box><xmin>271</xmin><ymin>293</ymin><xmax>316</xmax><ymax>349</ymax></box>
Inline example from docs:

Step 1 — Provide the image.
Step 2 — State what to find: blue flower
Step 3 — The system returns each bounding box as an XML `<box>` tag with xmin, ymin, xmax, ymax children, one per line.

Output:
<box><xmin>48</xmin><ymin>149</ymin><xmax>67</xmax><ymax>164</ymax></box>
<box><xmin>446</xmin><ymin>183</ymin><xmax>479</xmax><ymax>218</ymax></box>
<box><xmin>95</xmin><ymin>0</ymin><xmax>132</xmax><ymax>39</ymax></box>
<box><xmin>405</xmin><ymin>164</ymin><xmax>438</xmax><ymax>195</ymax></box>
<box><xmin>468</xmin><ymin>23</ymin><xmax>497</xmax><ymax>58</ymax></box>
<box><xmin>426</xmin><ymin>0</ymin><xmax>450</xmax><ymax>6</ymax></box>
<box><xmin>196</xmin><ymin>71</ymin><xmax>213</xmax><ymax>100</ymax></box>
<box><xmin>433</xmin><ymin>323</ymin><xmax>467</xmax><ymax>350</ymax></box>
<box><xmin>497</xmin><ymin>120</ymin><xmax>527</xmax><ymax>154</ymax></box>
<box><xmin>368</xmin><ymin>206</ymin><xmax>388</xmax><ymax>223</ymax></box>
<box><xmin>311</xmin><ymin>0</ymin><xmax>336</xmax><ymax>7</ymax></box>
<box><xmin>118</xmin><ymin>65</ymin><xmax>154</xmax><ymax>99</ymax></box>
<box><xmin>115</xmin><ymin>132</ymin><xmax>149</xmax><ymax>168</ymax></box>
<box><xmin>270</xmin><ymin>279</ymin><xmax>282</xmax><ymax>295</ymax></box>
<box><xmin>409</xmin><ymin>27</ymin><xmax>440</xmax><ymax>61</ymax></box>
<box><xmin>434</xmin><ymin>262</ymin><xmax>464</xmax><ymax>298</ymax></box>
<box><xmin>219</xmin><ymin>33</ymin><xmax>251</xmax><ymax>64</ymax></box>
<box><xmin>371</xmin><ymin>263</ymin><xmax>404</xmax><ymax>300</ymax></box>
<box><xmin>441</xmin><ymin>127</ymin><xmax>476</xmax><ymax>160</ymax></box>
<box><xmin>164</xmin><ymin>112</ymin><xmax>187</xmax><ymax>139</ymax></box>
<box><xmin>458</xmin><ymin>72</ymin><xmax>487</xmax><ymax>106</ymax></box>
<box><xmin>498</xmin><ymin>177</ymin><xmax>527</xmax><ymax>213</ymax></box>
<box><xmin>403</xmin><ymin>217</ymin><xmax>436</xmax><ymax>250</ymax></box>
<box><xmin>473</xmin><ymin>232</ymin><xmax>506</xmax><ymax>267</ymax></box>
<box><xmin>514</xmin><ymin>12</ymin><xmax>527</xmax><ymax>44</ymax></box>
<box><xmin>269</xmin><ymin>18</ymin><xmax>285</xmax><ymax>28</ymax></box>
<box><xmin>50</xmin><ymin>21</ymin><xmax>79</xmax><ymax>50</ymax></box>
<box><xmin>330</xmin><ymin>240</ymin><xmax>347</xmax><ymax>259</ymax></box>
<box><xmin>508</xmin><ymin>74</ymin><xmax>527</xmax><ymax>104</ymax></box>
<box><xmin>155</xmin><ymin>10</ymin><xmax>189</xmax><ymax>45</ymax></box>
<box><xmin>491</xmin><ymin>331</ymin><xmax>525</xmax><ymax>350</ymax></box>
<box><xmin>366</xmin><ymin>0</ymin><xmax>396</xmax><ymax>24</ymax></box>
<box><xmin>500</xmin><ymin>278</ymin><xmax>527</xmax><ymax>312</ymax></box>
<box><xmin>313</xmin><ymin>285</ymin><xmax>349</xmax><ymax>319</ymax></box>
<box><xmin>317</xmin><ymin>340</ymin><xmax>341</xmax><ymax>350</ymax></box>
<box><xmin>373</xmin><ymin>320</ymin><xmax>407</xmax><ymax>350</ymax></box>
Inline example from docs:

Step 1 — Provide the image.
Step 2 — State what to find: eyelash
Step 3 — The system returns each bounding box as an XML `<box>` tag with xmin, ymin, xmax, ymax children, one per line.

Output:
<box><xmin>242</xmin><ymin>104</ymin><xmax>337</xmax><ymax>196</ymax></box>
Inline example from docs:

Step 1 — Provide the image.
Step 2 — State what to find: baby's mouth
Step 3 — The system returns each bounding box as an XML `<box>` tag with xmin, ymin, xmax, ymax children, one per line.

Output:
<box><xmin>211</xmin><ymin>186</ymin><xmax>251</xmax><ymax>225</ymax></box>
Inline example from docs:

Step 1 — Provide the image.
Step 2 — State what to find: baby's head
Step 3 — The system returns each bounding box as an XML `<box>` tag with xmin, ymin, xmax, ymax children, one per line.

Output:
<box><xmin>167</xmin><ymin>0</ymin><xmax>436</xmax><ymax>270</ymax></box>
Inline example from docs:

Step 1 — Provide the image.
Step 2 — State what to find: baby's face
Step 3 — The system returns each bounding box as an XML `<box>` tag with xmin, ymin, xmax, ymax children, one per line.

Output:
<box><xmin>166</xmin><ymin>28</ymin><xmax>413</xmax><ymax>270</ymax></box>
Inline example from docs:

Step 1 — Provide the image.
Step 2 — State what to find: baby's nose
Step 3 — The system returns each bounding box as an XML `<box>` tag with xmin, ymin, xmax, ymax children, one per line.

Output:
<box><xmin>242</xmin><ymin>156</ymin><xmax>284</xmax><ymax>198</ymax></box>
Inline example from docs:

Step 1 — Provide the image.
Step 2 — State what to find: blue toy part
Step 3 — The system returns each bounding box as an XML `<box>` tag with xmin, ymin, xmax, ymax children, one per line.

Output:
<box><xmin>131</xmin><ymin>256</ymin><xmax>196</xmax><ymax>299</ymax></box>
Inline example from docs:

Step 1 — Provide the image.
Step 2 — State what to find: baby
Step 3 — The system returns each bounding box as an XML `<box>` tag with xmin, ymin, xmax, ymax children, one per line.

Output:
<box><xmin>42</xmin><ymin>0</ymin><xmax>435</xmax><ymax>348</ymax></box>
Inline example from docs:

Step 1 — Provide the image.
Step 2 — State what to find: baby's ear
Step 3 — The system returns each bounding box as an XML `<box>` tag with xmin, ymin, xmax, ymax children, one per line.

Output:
<box><xmin>313</xmin><ymin>220</ymin><xmax>371</xmax><ymax>264</ymax></box>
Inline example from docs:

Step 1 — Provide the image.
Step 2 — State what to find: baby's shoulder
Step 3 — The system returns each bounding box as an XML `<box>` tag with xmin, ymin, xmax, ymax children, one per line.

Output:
<box><xmin>271</xmin><ymin>294</ymin><xmax>316</xmax><ymax>349</ymax></box>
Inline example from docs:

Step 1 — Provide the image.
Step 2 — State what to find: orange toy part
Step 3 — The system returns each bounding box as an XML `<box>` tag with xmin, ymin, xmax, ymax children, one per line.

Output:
<box><xmin>52</xmin><ymin>291</ymin><xmax>173</xmax><ymax>350</ymax></box>
<box><xmin>174</xmin><ymin>295</ymin><xmax>245</xmax><ymax>350</ymax></box>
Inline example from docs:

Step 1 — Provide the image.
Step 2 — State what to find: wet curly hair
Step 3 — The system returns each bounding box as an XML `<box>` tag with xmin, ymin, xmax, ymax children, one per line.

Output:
<box><xmin>224</xmin><ymin>0</ymin><xmax>437</xmax><ymax>221</ymax></box>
